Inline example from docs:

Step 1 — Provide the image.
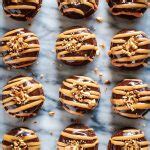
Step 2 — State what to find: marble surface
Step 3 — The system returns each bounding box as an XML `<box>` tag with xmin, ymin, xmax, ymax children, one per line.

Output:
<box><xmin>0</xmin><ymin>0</ymin><xmax>150</xmax><ymax>149</ymax></box>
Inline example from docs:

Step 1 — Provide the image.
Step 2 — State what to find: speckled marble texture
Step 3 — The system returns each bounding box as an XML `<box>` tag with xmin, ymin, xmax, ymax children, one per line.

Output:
<box><xmin>0</xmin><ymin>0</ymin><xmax>150</xmax><ymax>150</ymax></box>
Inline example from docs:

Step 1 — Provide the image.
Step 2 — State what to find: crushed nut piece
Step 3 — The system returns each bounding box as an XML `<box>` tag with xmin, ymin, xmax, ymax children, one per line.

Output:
<box><xmin>49</xmin><ymin>111</ymin><xmax>55</xmax><ymax>116</ymax></box>
<box><xmin>7</xmin><ymin>33</ymin><xmax>28</xmax><ymax>57</ymax></box>
<box><xmin>123</xmin><ymin>90</ymin><xmax>140</xmax><ymax>111</ymax></box>
<box><xmin>94</xmin><ymin>68</ymin><xmax>103</xmax><ymax>77</ymax></box>
<box><xmin>100</xmin><ymin>43</ymin><xmax>106</xmax><ymax>50</ymax></box>
<box><xmin>96</xmin><ymin>17</ymin><xmax>103</xmax><ymax>23</ymax></box>
<box><xmin>104</xmin><ymin>80</ymin><xmax>111</xmax><ymax>84</ymax></box>
<box><xmin>122</xmin><ymin>36</ymin><xmax>138</xmax><ymax>57</ymax></box>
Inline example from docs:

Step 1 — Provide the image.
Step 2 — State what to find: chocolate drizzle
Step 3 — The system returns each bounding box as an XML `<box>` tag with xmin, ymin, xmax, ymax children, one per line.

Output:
<box><xmin>108</xmin><ymin>129</ymin><xmax>150</xmax><ymax>150</ymax></box>
<box><xmin>2</xmin><ymin>75</ymin><xmax>45</xmax><ymax>120</ymax></box>
<box><xmin>107</xmin><ymin>0</ymin><xmax>148</xmax><ymax>18</ymax></box>
<box><xmin>56</xmin><ymin>27</ymin><xmax>98</xmax><ymax>66</ymax></box>
<box><xmin>108</xmin><ymin>29</ymin><xmax>150</xmax><ymax>69</ymax></box>
<box><xmin>2</xmin><ymin>0</ymin><xmax>42</xmax><ymax>21</ymax></box>
<box><xmin>0</xmin><ymin>28</ymin><xmax>40</xmax><ymax>69</ymax></box>
<box><xmin>59</xmin><ymin>75</ymin><xmax>101</xmax><ymax>116</ymax></box>
<box><xmin>57</xmin><ymin>0</ymin><xmax>99</xmax><ymax>19</ymax></box>
<box><xmin>57</xmin><ymin>124</ymin><xmax>99</xmax><ymax>150</ymax></box>
<box><xmin>2</xmin><ymin>127</ymin><xmax>40</xmax><ymax>150</ymax></box>
<box><xmin>111</xmin><ymin>79</ymin><xmax>150</xmax><ymax>118</ymax></box>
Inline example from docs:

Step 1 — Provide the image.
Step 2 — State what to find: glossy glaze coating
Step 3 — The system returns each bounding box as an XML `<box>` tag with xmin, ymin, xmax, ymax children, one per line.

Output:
<box><xmin>0</xmin><ymin>28</ymin><xmax>40</xmax><ymax>69</ymax></box>
<box><xmin>111</xmin><ymin>79</ymin><xmax>150</xmax><ymax>118</ymax></box>
<box><xmin>57</xmin><ymin>124</ymin><xmax>99</xmax><ymax>150</ymax></box>
<box><xmin>107</xmin><ymin>0</ymin><xmax>148</xmax><ymax>19</ymax></box>
<box><xmin>2</xmin><ymin>127</ymin><xmax>40</xmax><ymax>150</ymax></box>
<box><xmin>108</xmin><ymin>128</ymin><xmax>150</xmax><ymax>150</ymax></box>
<box><xmin>2</xmin><ymin>75</ymin><xmax>45</xmax><ymax>120</ymax></box>
<box><xmin>57</xmin><ymin>0</ymin><xmax>99</xmax><ymax>19</ymax></box>
<box><xmin>108</xmin><ymin>29</ymin><xmax>150</xmax><ymax>69</ymax></box>
<box><xmin>56</xmin><ymin>26</ymin><xmax>98</xmax><ymax>66</ymax></box>
<box><xmin>59</xmin><ymin>75</ymin><xmax>101</xmax><ymax>116</ymax></box>
<box><xmin>2</xmin><ymin>0</ymin><xmax>42</xmax><ymax>21</ymax></box>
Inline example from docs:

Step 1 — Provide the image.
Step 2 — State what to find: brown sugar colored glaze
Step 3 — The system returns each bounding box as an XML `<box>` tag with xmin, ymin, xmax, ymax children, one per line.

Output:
<box><xmin>2</xmin><ymin>0</ymin><xmax>42</xmax><ymax>21</ymax></box>
<box><xmin>56</xmin><ymin>26</ymin><xmax>98</xmax><ymax>66</ymax></box>
<box><xmin>108</xmin><ymin>128</ymin><xmax>150</xmax><ymax>150</ymax></box>
<box><xmin>111</xmin><ymin>79</ymin><xmax>150</xmax><ymax>119</ymax></box>
<box><xmin>108</xmin><ymin>29</ymin><xmax>150</xmax><ymax>69</ymax></box>
<box><xmin>2</xmin><ymin>75</ymin><xmax>45</xmax><ymax>120</ymax></box>
<box><xmin>2</xmin><ymin>127</ymin><xmax>40</xmax><ymax>150</ymax></box>
<box><xmin>59</xmin><ymin>75</ymin><xmax>101</xmax><ymax>116</ymax></box>
<box><xmin>57</xmin><ymin>0</ymin><xmax>99</xmax><ymax>19</ymax></box>
<box><xmin>0</xmin><ymin>28</ymin><xmax>40</xmax><ymax>69</ymax></box>
<box><xmin>57</xmin><ymin>124</ymin><xmax>99</xmax><ymax>150</ymax></box>
<box><xmin>107</xmin><ymin>0</ymin><xmax>148</xmax><ymax>19</ymax></box>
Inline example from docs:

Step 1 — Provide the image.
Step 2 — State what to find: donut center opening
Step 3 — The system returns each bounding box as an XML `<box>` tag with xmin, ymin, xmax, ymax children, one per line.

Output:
<box><xmin>122</xmin><ymin>36</ymin><xmax>138</xmax><ymax>56</ymax></box>
<box><xmin>10</xmin><ymin>84</ymin><xmax>29</xmax><ymax>105</ymax></box>
<box><xmin>122</xmin><ymin>90</ymin><xmax>140</xmax><ymax>111</ymax></box>
<box><xmin>124</xmin><ymin>139</ymin><xmax>140</xmax><ymax>150</ymax></box>
<box><xmin>12</xmin><ymin>138</ymin><xmax>28</xmax><ymax>150</ymax></box>
<box><xmin>71</xmin><ymin>83</ymin><xmax>96</xmax><ymax>108</ymax></box>
<box><xmin>6</xmin><ymin>33</ymin><xmax>28</xmax><ymax>57</ymax></box>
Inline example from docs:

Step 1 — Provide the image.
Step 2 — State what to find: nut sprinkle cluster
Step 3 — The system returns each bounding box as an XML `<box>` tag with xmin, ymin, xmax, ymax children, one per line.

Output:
<box><xmin>111</xmin><ymin>79</ymin><xmax>150</xmax><ymax>118</ymax></box>
<box><xmin>57</xmin><ymin>124</ymin><xmax>99</xmax><ymax>150</ymax></box>
<box><xmin>2</xmin><ymin>75</ymin><xmax>45</xmax><ymax>120</ymax></box>
<box><xmin>56</xmin><ymin>27</ymin><xmax>98</xmax><ymax>66</ymax></box>
<box><xmin>108</xmin><ymin>29</ymin><xmax>150</xmax><ymax>69</ymax></box>
<box><xmin>57</xmin><ymin>0</ymin><xmax>99</xmax><ymax>19</ymax></box>
<box><xmin>2</xmin><ymin>127</ymin><xmax>40</xmax><ymax>150</ymax></box>
<box><xmin>3</xmin><ymin>0</ymin><xmax>42</xmax><ymax>21</ymax></box>
<box><xmin>108</xmin><ymin>129</ymin><xmax>150</xmax><ymax>150</ymax></box>
<box><xmin>59</xmin><ymin>75</ymin><xmax>101</xmax><ymax>116</ymax></box>
<box><xmin>0</xmin><ymin>28</ymin><xmax>40</xmax><ymax>69</ymax></box>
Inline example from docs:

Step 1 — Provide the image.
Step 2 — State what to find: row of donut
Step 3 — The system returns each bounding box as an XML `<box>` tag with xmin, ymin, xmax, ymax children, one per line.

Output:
<box><xmin>1</xmin><ymin>74</ymin><xmax>150</xmax><ymax>149</ymax></box>
<box><xmin>2</xmin><ymin>125</ymin><xmax>150</xmax><ymax>149</ymax></box>
<box><xmin>0</xmin><ymin>27</ymin><xmax>150</xmax><ymax>69</ymax></box>
<box><xmin>2</xmin><ymin>0</ymin><xmax>149</xmax><ymax>21</ymax></box>
<box><xmin>1</xmin><ymin>75</ymin><xmax>150</xmax><ymax>120</ymax></box>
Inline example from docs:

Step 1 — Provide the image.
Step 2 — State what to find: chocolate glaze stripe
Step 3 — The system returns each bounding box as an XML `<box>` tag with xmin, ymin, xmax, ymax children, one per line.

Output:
<box><xmin>108</xmin><ymin>31</ymin><xmax>150</xmax><ymax>68</ymax></box>
<box><xmin>110</xmin><ymin>2</ymin><xmax>148</xmax><ymax>17</ymax></box>
<box><xmin>2</xmin><ymin>76</ymin><xmax>45</xmax><ymax>117</ymax></box>
<box><xmin>4</xmin><ymin>0</ymin><xmax>40</xmax><ymax>12</ymax></box>
<box><xmin>60</xmin><ymin>77</ymin><xmax>100</xmax><ymax>109</ymax></box>
<box><xmin>0</xmin><ymin>28</ymin><xmax>40</xmax><ymax>68</ymax></box>
<box><xmin>2</xmin><ymin>128</ymin><xmax>40</xmax><ymax>149</ymax></box>
<box><xmin>111</xmin><ymin>79</ymin><xmax>150</xmax><ymax>118</ymax></box>
<box><xmin>59</xmin><ymin>0</ymin><xmax>97</xmax><ymax>17</ymax></box>
<box><xmin>57</xmin><ymin>126</ymin><xmax>98</xmax><ymax>149</ymax></box>
<box><xmin>56</xmin><ymin>27</ymin><xmax>98</xmax><ymax>62</ymax></box>
<box><xmin>110</xmin><ymin>129</ymin><xmax>150</xmax><ymax>148</ymax></box>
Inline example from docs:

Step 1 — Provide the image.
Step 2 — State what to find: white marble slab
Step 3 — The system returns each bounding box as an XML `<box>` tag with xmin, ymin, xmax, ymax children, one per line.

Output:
<box><xmin>0</xmin><ymin>0</ymin><xmax>150</xmax><ymax>149</ymax></box>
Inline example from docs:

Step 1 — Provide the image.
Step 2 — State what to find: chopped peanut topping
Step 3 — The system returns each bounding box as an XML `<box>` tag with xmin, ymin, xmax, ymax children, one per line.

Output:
<box><xmin>123</xmin><ymin>90</ymin><xmax>140</xmax><ymax>111</ymax></box>
<box><xmin>7</xmin><ymin>34</ymin><xmax>28</xmax><ymax>57</ymax></box>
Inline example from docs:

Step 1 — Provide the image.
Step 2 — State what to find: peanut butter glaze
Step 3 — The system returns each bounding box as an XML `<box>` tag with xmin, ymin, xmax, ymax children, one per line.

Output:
<box><xmin>59</xmin><ymin>75</ymin><xmax>101</xmax><ymax>116</ymax></box>
<box><xmin>0</xmin><ymin>28</ymin><xmax>40</xmax><ymax>69</ymax></box>
<box><xmin>108</xmin><ymin>29</ymin><xmax>150</xmax><ymax>69</ymax></box>
<box><xmin>57</xmin><ymin>124</ymin><xmax>99</xmax><ymax>150</ymax></box>
<box><xmin>107</xmin><ymin>0</ymin><xmax>148</xmax><ymax>18</ymax></box>
<box><xmin>2</xmin><ymin>0</ymin><xmax>42</xmax><ymax>21</ymax></box>
<box><xmin>57</xmin><ymin>0</ymin><xmax>99</xmax><ymax>19</ymax></box>
<box><xmin>56</xmin><ymin>26</ymin><xmax>98</xmax><ymax>66</ymax></box>
<box><xmin>108</xmin><ymin>129</ymin><xmax>150</xmax><ymax>150</ymax></box>
<box><xmin>2</xmin><ymin>127</ymin><xmax>40</xmax><ymax>150</ymax></box>
<box><xmin>111</xmin><ymin>79</ymin><xmax>150</xmax><ymax>118</ymax></box>
<box><xmin>2</xmin><ymin>75</ymin><xmax>45</xmax><ymax>120</ymax></box>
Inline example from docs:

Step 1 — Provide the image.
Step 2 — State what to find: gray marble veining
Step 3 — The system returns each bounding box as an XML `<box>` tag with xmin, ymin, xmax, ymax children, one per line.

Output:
<box><xmin>0</xmin><ymin>0</ymin><xmax>150</xmax><ymax>150</ymax></box>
